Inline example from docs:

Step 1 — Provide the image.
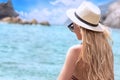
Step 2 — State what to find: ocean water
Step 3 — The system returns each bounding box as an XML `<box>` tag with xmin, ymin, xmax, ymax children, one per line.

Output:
<box><xmin>0</xmin><ymin>23</ymin><xmax>119</xmax><ymax>80</ymax></box>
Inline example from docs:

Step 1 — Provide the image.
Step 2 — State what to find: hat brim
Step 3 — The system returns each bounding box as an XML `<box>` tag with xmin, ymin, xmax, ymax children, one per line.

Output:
<box><xmin>66</xmin><ymin>9</ymin><xmax>104</xmax><ymax>32</ymax></box>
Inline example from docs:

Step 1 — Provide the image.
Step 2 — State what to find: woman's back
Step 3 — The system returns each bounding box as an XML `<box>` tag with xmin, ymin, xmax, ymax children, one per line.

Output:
<box><xmin>72</xmin><ymin>44</ymin><xmax>114</xmax><ymax>80</ymax></box>
<box><xmin>72</xmin><ymin>58</ymin><xmax>89</xmax><ymax>80</ymax></box>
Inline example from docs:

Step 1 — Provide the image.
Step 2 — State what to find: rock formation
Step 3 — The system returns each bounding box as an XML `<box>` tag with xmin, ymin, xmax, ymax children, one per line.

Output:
<box><xmin>0</xmin><ymin>17</ymin><xmax>50</xmax><ymax>26</ymax></box>
<box><xmin>39</xmin><ymin>21</ymin><xmax>50</xmax><ymax>26</ymax></box>
<box><xmin>0</xmin><ymin>0</ymin><xmax>19</xmax><ymax>19</ymax></box>
<box><xmin>103</xmin><ymin>9</ymin><xmax>120</xmax><ymax>28</ymax></box>
<box><xmin>103</xmin><ymin>1</ymin><xmax>120</xmax><ymax>28</ymax></box>
<box><xmin>0</xmin><ymin>0</ymin><xmax>51</xmax><ymax>26</ymax></box>
<box><xmin>108</xmin><ymin>1</ymin><xmax>120</xmax><ymax>13</ymax></box>
<box><xmin>30</xmin><ymin>19</ymin><xmax>38</xmax><ymax>24</ymax></box>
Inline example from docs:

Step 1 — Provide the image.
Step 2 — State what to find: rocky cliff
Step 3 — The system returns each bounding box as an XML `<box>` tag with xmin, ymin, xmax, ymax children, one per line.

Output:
<box><xmin>99</xmin><ymin>0</ymin><xmax>120</xmax><ymax>28</ymax></box>
<box><xmin>0</xmin><ymin>0</ymin><xmax>19</xmax><ymax>19</ymax></box>
<box><xmin>103</xmin><ymin>0</ymin><xmax>120</xmax><ymax>28</ymax></box>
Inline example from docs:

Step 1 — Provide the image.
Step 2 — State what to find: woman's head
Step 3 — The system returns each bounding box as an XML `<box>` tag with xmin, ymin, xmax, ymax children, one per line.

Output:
<box><xmin>66</xmin><ymin>1</ymin><xmax>108</xmax><ymax>41</ymax></box>
<box><xmin>66</xmin><ymin>1</ymin><xmax>104</xmax><ymax>32</ymax></box>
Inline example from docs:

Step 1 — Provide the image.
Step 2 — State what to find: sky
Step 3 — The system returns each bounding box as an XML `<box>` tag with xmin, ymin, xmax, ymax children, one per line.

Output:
<box><xmin>0</xmin><ymin>0</ymin><xmax>113</xmax><ymax>25</ymax></box>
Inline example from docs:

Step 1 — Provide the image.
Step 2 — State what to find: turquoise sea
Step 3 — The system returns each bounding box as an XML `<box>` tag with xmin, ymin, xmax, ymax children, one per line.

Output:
<box><xmin>0</xmin><ymin>23</ymin><xmax>119</xmax><ymax>80</ymax></box>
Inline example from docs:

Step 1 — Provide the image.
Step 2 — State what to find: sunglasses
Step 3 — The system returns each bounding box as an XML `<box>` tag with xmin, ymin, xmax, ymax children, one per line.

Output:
<box><xmin>67</xmin><ymin>23</ymin><xmax>74</xmax><ymax>32</ymax></box>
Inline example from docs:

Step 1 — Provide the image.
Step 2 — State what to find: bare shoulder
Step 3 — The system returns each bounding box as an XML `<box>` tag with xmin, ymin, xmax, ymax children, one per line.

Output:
<box><xmin>68</xmin><ymin>44</ymin><xmax>82</xmax><ymax>53</ymax></box>
<box><xmin>57</xmin><ymin>45</ymin><xmax>82</xmax><ymax>80</ymax></box>
<box><xmin>66</xmin><ymin>44</ymin><xmax>82</xmax><ymax>59</ymax></box>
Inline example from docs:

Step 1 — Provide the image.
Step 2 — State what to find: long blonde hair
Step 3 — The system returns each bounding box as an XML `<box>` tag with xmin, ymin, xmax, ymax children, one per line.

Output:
<box><xmin>79</xmin><ymin>27</ymin><xmax>114</xmax><ymax>80</ymax></box>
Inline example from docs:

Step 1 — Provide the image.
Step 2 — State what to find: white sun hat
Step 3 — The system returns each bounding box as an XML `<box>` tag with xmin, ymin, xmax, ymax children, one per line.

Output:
<box><xmin>66</xmin><ymin>1</ymin><xmax>104</xmax><ymax>32</ymax></box>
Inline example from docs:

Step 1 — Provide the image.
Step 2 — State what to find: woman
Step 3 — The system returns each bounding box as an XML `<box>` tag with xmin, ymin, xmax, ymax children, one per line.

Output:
<box><xmin>58</xmin><ymin>1</ymin><xmax>114</xmax><ymax>80</ymax></box>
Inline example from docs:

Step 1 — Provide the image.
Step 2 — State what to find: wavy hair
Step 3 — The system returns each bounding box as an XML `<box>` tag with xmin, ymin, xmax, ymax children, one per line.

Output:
<box><xmin>79</xmin><ymin>27</ymin><xmax>114</xmax><ymax>80</ymax></box>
